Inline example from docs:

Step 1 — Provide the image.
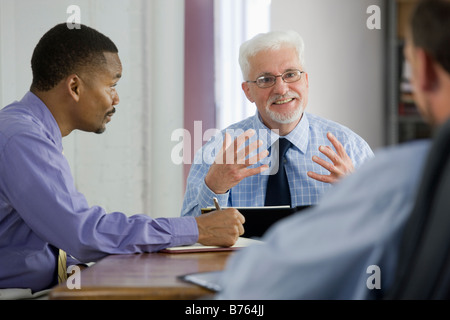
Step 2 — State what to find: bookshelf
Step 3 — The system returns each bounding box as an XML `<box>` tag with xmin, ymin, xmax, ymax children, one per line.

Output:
<box><xmin>386</xmin><ymin>0</ymin><xmax>432</xmax><ymax>145</ymax></box>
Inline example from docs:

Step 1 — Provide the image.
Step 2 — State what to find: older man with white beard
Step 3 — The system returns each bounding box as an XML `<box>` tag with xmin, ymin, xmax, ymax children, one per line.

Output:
<box><xmin>181</xmin><ymin>30</ymin><xmax>373</xmax><ymax>217</ymax></box>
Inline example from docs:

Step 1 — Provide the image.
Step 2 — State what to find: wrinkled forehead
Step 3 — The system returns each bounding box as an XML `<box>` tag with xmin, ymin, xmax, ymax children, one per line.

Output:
<box><xmin>248</xmin><ymin>46</ymin><xmax>302</xmax><ymax>76</ymax></box>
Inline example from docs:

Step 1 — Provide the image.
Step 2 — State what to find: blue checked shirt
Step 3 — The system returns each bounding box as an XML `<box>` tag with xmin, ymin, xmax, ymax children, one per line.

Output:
<box><xmin>181</xmin><ymin>112</ymin><xmax>374</xmax><ymax>217</ymax></box>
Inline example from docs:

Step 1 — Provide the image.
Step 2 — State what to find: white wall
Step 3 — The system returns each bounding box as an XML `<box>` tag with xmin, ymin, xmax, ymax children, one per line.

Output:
<box><xmin>271</xmin><ymin>0</ymin><xmax>385</xmax><ymax>150</ymax></box>
<box><xmin>0</xmin><ymin>0</ymin><xmax>185</xmax><ymax>218</ymax></box>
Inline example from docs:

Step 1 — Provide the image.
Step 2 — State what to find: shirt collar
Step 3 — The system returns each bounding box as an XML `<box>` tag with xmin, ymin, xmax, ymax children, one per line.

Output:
<box><xmin>253</xmin><ymin>111</ymin><xmax>310</xmax><ymax>154</ymax></box>
<box><xmin>21</xmin><ymin>91</ymin><xmax>63</xmax><ymax>151</ymax></box>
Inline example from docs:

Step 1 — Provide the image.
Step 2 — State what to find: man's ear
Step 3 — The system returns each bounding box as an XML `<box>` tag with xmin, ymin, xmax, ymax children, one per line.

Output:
<box><xmin>304</xmin><ymin>71</ymin><xmax>309</xmax><ymax>89</ymax></box>
<box><xmin>416</xmin><ymin>49</ymin><xmax>439</xmax><ymax>93</ymax></box>
<box><xmin>241</xmin><ymin>82</ymin><xmax>254</xmax><ymax>103</ymax></box>
<box><xmin>66</xmin><ymin>74</ymin><xmax>82</xmax><ymax>102</ymax></box>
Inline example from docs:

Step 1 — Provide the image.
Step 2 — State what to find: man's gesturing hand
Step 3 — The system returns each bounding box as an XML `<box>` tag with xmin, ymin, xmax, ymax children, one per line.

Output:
<box><xmin>205</xmin><ymin>129</ymin><xmax>269</xmax><ymax>194</ymax></box>
<box><xmin>307</xmin><ymin>132</ymin><xmax>355</xmax><ymax>184</ymax></box>
<box><xmin>195</xmin><ymin>208</ymin><xmax>245</xmax><ymax>247</ymax></box>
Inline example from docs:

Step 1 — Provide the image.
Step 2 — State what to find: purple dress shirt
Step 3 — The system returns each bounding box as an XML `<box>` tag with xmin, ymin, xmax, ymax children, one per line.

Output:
<box><xmin>0</xmin><ymin>92</ymin><xmax>198</xmax><ymax>292</ymax></box>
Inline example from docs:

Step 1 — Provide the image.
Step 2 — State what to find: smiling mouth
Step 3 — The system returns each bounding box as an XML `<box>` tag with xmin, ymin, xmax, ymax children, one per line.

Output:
<box><xmin>273</xmin><ymin>98</ymin><xmax>294</xmax><ymax>105</ymax></box>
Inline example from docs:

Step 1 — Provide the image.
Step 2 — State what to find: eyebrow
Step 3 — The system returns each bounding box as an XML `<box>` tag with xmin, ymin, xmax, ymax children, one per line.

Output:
<box><xmin>258</xmin><ymin>68</ymin><xmax>298</xmax><ymax>75</ymax></box>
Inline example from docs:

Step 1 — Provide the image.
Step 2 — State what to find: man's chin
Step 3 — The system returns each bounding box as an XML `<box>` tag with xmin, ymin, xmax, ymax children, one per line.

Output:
<box><xmin>267</xmin><ymin>108</ymin><xmax>303</xmax><ymax>124</ymax></box>
<box><xmin>95</xmin><ymin>126</ymin><xmax>106</xmax><ymax>134</ymax></box>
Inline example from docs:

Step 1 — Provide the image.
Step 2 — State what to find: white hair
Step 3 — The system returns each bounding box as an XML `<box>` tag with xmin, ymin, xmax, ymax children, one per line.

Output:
<box><xmin>238</xmin><ymin>30</ymin><xmax>305</xmax><ymax>80</ymax></box>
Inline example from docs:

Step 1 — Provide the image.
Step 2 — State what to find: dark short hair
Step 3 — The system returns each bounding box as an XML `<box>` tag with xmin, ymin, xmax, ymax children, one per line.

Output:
<box><xmin>30</xmin><ymin>23</ymin><xmax>118</xmax><ymax>91</ymax></box>
<box><xmin>411</xmin><ymin>0</ymin><xmax>450</xmax><ymax>73</ymax></box>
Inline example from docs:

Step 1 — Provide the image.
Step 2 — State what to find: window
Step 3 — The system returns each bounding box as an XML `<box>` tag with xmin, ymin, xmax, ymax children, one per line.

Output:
<box><xmin>214</xmin><ymin>0</ymin><xmax>271</xmax><ymax>130</ymax></box>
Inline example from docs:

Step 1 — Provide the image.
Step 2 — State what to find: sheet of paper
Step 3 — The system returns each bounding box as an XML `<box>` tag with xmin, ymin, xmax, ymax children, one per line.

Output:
<box><xmin>159</xmin><ymin>237</ymin><xmax>262</xmax><ymax>253</ymax></box>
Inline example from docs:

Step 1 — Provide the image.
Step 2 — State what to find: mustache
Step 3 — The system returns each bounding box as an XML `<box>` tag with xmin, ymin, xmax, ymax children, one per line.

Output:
<box><xmin>267</xmin><ymin>92</ymin><xmax>300</xmax><ymax>105</ymax></box>
<box><xmin>106</xmin><ymin>108</ymin><xmax>116</xmax><ymax>116</ymax></box>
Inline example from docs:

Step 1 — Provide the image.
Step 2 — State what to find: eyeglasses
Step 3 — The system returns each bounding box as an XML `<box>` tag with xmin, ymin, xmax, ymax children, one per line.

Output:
<box><xmin>246</xmin><ymin>69</ymin><xmax>305</xmax><ymax>88</ymax></box>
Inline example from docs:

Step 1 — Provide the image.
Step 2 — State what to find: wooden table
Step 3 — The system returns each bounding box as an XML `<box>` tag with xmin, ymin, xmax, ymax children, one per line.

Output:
<box><xmin>49</xmin><ymin>251</ymin><xmax>233</xmax><ymax>300</ymax></box>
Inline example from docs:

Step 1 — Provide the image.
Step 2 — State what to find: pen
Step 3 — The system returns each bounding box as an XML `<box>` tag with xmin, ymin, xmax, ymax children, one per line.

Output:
<box><xmin>213</xmin><ymin>197</ymin><xmax>221</xmax><ymax>211</ymax></box>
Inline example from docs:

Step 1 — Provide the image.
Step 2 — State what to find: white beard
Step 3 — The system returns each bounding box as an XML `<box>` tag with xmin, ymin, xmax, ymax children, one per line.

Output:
<box><xmin>266</xmin><ymin>98</ymin><xmax>304</xmax><ymax>124</ymax></box>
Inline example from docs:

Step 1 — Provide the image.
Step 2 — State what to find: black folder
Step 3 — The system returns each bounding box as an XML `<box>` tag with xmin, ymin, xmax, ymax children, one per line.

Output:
<box><xmin>201</xmin><ymin>205</ymin><xmax>311</xmax><ymax>238</ymax></box>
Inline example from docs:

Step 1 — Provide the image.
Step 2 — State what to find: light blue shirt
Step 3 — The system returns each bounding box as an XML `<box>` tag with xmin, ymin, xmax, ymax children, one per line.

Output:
<box><xmin>0</xmin><ymin>92</ymin><xmax>198</xmax><ymax>292</ymax></box>
<box><xmin>217</xmin><ymin>140</ymin><xmax>431</xmax><ymax>299</ymax></box>
<box><xmin>181</xmin><ymin>112</ymin><xmax>374</xmax><ymax>216</ymax></box>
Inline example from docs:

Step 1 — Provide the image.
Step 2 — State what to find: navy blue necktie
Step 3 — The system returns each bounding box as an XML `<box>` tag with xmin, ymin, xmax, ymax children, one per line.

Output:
<box><xmin>265</xmin><ymin>138</ymin><xmax>292</xmax><ymax>206</ymax></box>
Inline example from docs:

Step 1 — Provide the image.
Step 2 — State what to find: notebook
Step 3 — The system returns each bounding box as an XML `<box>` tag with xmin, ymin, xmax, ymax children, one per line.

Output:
<box><xmin>201</xmin><ymin>205</ymin><xmax>311</xmax><ymax>238</ymax></box>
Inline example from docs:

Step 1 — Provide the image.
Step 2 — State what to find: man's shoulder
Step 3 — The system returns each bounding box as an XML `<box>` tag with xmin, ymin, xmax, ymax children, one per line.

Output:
<box><xmin>373</xmin><ymin>139</ymin><xmax>430</xmax><ymax>165</ymax></box>
<box><xmin>223</xmin><ymin>114</ymin><xmax>257</xmax><ymax>132</ymax></box>
<box><xmin>0</xmin><ymin>104</ymin><xmax>39</xmax><ymax>137</ymax></box>
<box><xmin>306</xmin><ymin>112</ymin><xmax>357</xmax><ymax>135</ymax></box>
<box><xmin>350</xmin><ymin>139</ymin><xmax>431</xmax><ymax>187</ymax></box>
<box><xmin>305</xmin><ymin>112</ymin><xmax>372</xmax><ymax>152</ymax></box>
<box><xmin>0</xmin><ymin>102</ymin><xmax>46</xmax><ymax>153</ymax></box>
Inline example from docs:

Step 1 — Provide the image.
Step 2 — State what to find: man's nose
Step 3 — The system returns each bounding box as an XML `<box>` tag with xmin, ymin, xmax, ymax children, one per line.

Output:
<box><xmin>272</xmin><ymin>76</ymin><xmax>290</xmax><ymax>95</ymax></box>
<box><xmin>112</xmin><ymin>91</ymin><xmax>120</xmax><ymax>106</ymax></box>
